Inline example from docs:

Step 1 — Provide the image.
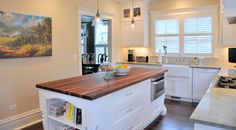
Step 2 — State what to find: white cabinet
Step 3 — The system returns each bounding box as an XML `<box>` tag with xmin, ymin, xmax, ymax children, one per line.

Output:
<box><xmin>121</xmin><ymin>21</ymin><xmax>147</xmax><ymax>47</ymax></box>
<box><xmin>121</xmin><ymin>20</ymin><xmax>148</xmax><ymax>47</ymax></box>
<box><xmin>38</xmin><ymin>79</ymin><xmax>166</xmax><ymax>130</ymax></box>
<box><xmin>162</xmin><ymin>65</ymin><xmax>192</xmax><ymax>101</ymax></box>
<box><xmin>119</xmin><ymin>0</ymin><xmax>149</xmax><ymax>47</ymax></box>
<box><xmin>193</xmin><ymin>68</ymin><xmax>219</xmax><ymax>100</ymax></box>
<box><xmin>220</xmin><ymin>0</ymin><xmax>236</xmax><ymax>46</ymax></box>
<box><xmin>166</xmin><ymin>77</ymin><xmax>192</xmax><ymax>99</ymax></box>
<box><xmin>221</xmin><ymin>15</ymin><xmax>236</xmax><ymax>46</ymax></box>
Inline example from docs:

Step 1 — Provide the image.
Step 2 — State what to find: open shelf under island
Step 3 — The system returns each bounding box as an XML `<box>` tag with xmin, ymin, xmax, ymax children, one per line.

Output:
<box><xmin>36</xmin><ymin>67</ymin><xmax>168</xmax><ymax>130</ymax></box>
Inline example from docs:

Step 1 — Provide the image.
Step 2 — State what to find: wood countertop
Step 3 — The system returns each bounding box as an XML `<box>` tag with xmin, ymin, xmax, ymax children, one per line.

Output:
<box><xmin>36</xmin><ymin>67</ymin><xmax>167</xmax><ymax>100</ymax></box>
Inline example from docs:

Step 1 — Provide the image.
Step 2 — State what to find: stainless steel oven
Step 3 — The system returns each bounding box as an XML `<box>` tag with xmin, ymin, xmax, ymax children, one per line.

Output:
<box><xmin>151</xmin><ymin>74</ymin><xmax>165</xmax><ymax>101</ymax></box>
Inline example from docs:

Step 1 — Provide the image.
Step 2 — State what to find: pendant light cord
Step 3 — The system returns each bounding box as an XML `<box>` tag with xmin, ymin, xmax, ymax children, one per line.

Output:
<box><xmin>131</xmin><ymin>0</ymin><xmax>135</xmax><ymax>26</ymax></box>
<box><xmin>97</xmin><ymin>0</ymin><xmax>99</xmax><ymax>12</ymax></box>
<box><xmin>132</xmin><ymin>0</ymin><xmax>134</xmax><ymax>19</ymax></box>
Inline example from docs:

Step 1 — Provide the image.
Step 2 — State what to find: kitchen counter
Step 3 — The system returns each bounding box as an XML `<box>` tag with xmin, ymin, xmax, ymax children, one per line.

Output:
<box><xmin>117</xmin><ymin>62</ymin><xmax>221</xmax><ymax>69</ymax></box>
<box><xmin>36</xmin><ymin>67</ymin><xmax>167</xmax><ymax>100</ymax></box>
<box><xmin>190</xmin><ymin>68</ymin><xmax>236</xmax><ymax>129</ymax></box>
<box><xmin>189</xmin><ymin>65</ymin><xmax>221</xmax><ymax>69</ymax></box>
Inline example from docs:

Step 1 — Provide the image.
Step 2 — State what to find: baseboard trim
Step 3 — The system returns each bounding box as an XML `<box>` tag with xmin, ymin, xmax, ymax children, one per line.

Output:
<box><xmin>14</xmin><ymin>119</ymin><xmax>42</xmax><ymax>130</ymax></box>
<box><xmin>0</xmin><ymin>108</ymin><xmax>42</xmax><ymax>130</ymax></box>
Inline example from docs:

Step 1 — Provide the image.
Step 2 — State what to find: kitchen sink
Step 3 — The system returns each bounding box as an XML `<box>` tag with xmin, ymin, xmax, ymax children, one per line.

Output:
<box><xmin>162</xmin><ymin>64</ymin><xmax>192</xmax><ymax>78</ymax></box>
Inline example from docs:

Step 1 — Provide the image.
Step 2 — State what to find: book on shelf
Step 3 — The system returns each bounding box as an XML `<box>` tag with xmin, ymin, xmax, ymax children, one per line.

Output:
<box><xmin>64</xmin><ymin>102</ymin><xmax>82</xmax><ymax>125</ymax></box>
<box><xmin>49</xmin><ymin>102</ymin><xmax>82</xmax><ymax>125</ymax></box>
<box><xmin>49</xmin><ymin>102</ymin><xmax>64</xmax><ymax>117</ymax></box>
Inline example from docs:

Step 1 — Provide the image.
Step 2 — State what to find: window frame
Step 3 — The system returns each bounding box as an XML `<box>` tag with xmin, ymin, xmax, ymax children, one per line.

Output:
<box><xmin>154</xmin><ymin>18</ymin><xmax>181</xmax><ymax>54</ymax></box>
<box><xmin>150</xmin><ymin>6</ymin><xmax>218</xmax><ymax>57</ymax></box>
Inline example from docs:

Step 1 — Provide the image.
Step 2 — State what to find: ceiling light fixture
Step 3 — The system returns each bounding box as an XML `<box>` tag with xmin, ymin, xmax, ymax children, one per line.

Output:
<box><xmin>131</xmin><ymin>0</ymin><xmax>135</xmax><ymax>28</ymax></box>
<box><xmin>92</xmin><ymin>0</ymin><xmax>101</xmax><ymax>26</ymax></box>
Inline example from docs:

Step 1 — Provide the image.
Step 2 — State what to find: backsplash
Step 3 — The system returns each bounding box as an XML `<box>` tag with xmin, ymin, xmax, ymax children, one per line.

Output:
<box><xmin>161</xmin><ymin>56</ymin><xmax>236</xmax><ymax>67</ymax></box>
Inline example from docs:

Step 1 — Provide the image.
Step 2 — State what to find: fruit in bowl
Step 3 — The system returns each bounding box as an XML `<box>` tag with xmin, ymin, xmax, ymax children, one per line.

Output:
<box><xmin>115</xmin><ymin>64</ymin><xmax>131</xmax><ymax>75</ymax></box>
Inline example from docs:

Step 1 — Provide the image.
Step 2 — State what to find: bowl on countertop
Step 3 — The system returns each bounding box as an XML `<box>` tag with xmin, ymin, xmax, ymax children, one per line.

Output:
<box><xmin>115</xmin><ymin>66</ymin><xmax>132</xmax><ymax>76</ymax></box>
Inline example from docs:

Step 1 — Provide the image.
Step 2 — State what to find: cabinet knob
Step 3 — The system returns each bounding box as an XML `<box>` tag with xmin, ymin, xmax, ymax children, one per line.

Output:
<box><xmin>126</xmin><ymin>92</ymin><xmax>133</xmax><ymax>97</ymax></box>
<box><xmin>126</xmin><ymin>108</ymin><xmax>133</xmax><ymax>113</ymax></box>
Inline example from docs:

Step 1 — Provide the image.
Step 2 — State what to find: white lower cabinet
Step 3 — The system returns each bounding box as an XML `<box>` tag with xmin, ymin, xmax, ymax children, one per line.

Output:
<box><xmin>193</xmin><ymin>68</ymin><xmax>219</xmax><ymax>100</ymax></box>
<box><xmin>39</xmin><ymin>79</ymin><xmax>166</xmax><ymax>130</ymax></box>
<box><xmin>165</xmin><ymin>76</ymin><xmax>192</xmax><ymax>99</ymax></box>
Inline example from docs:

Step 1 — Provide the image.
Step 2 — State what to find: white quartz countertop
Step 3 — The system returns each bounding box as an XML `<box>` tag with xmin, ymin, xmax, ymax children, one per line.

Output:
<box><xmin>190</xmin><ymin>68</ymin><xmax>236</xmax><ymax>129</ymax></box>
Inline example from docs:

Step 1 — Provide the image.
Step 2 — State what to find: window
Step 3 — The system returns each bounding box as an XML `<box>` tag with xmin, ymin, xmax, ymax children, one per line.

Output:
<box><xmin>155</xmin><ymin>19</ymin><xmax>180</xmax><ymax>54</ymax></box>
<box><xmin>95</xmin><ymin>21</ymin><xmax>109</xmax><ymax>63</ymax></box>
<box><xmin>152</xmin><ymin>7</ymin><xmax>217</xmax><ymax>57</ymax></box>
<box><xmin>184</xmin><ymin>17</ymin><xmax>212</xmax><ymax>55</ymax></box>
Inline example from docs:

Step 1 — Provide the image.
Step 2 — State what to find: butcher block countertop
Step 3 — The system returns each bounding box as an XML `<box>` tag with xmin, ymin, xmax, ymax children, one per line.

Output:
<box><xmin>36</xmin><ymin>67</ymin><xmax>167</xmax><ymax>100</ymax></box>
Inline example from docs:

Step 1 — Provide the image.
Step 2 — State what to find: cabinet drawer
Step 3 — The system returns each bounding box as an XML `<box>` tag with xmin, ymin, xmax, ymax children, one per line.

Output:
<box><xmin>113</xmin><ymin>82</ymin><xmax>143</xmax><ymax>103</ymax></box>
<box><xmin>114</xmin><ymin>97</ymin><xmax>142</xmax><ymax>122</ymax></box>
<box><xmin>114</xmin><ymin>106</ymin><xmax>143</xmax><ymax>130</ymax></box>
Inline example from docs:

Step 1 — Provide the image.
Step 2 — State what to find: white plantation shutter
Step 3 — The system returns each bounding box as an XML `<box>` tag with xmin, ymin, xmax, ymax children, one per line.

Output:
<box><xmin>155</xmin><ymin>19</ymin><xmax>180</xmax><ymax>54</ymax></box>
<box><xmin>184</xmin><ymin>17</ymin><xmax>212</xmax><ymax>55</ymax></box>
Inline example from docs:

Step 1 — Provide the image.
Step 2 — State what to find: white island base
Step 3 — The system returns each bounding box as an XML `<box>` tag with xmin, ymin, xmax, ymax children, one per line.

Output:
<box><xmin>38</xmin><ymin>79</ymin><xmax>167</xmax><ymax>130</ymax></box>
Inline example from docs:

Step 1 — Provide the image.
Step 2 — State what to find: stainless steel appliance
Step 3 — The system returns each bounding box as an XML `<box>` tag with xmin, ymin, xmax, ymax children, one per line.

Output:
<box><xmin>216</xmin><ymin>76</ymin><xmax>236</xmax><ymax>89</ymax></box>
<box><xmin>151</xmin><ymin>74</ymin><xmax>165</xmax><ymax>101</ymax></box>
<box><xmin>128</xmin><ymin>50</ymin><xmax>135</xmax><ymax>62</ymax></box>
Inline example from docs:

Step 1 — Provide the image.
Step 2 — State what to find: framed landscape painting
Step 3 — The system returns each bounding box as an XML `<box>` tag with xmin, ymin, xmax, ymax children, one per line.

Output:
<box><xmin>0</xmin><ymin>11</ymin><xmax>52</xmax><ymax>58</ymax></box>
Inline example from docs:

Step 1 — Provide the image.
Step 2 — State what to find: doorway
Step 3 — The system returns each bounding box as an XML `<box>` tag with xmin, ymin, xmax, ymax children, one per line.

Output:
<box><xmin>80</xmin><ymin>15</ymin><xmax>112</xmax><ymax>75</ymax></box>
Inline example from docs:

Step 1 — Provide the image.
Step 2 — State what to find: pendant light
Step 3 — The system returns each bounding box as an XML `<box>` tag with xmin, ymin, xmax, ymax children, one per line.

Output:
<box><xmin>92</xmin><ymin>0</ymin><xmax>101</xmax><ymax>26</ymax></box>
<box><xmin>131</xmin><ymin>0</ymin><xmax>135</xmax><ymax>28</ymax></box>
<box><xmin>95</xmin><ymin>0</ymin><xmax>101</xmax><ymax>22</ymax></box>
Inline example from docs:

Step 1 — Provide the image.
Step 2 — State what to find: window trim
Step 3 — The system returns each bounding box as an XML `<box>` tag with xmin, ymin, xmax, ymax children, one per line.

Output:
<box><xmin>150</xmin><ymin>5</ymin><xmax>219</xmax><ymax>58</ymax></box>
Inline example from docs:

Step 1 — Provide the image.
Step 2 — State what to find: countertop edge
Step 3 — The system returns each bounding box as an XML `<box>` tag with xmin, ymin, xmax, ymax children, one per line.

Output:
<box><xmin>36</xmin><ymin>68</ymin><xmax>168</xmax><ymax>100</ymax></box>
<box><xmin>189</xmin><ymin>118</ymin><xmax>236</xmax><ymax>129</ymax></box>
<box><xmin>190</xmin><ymin>68</ymin><xmax>236</xmax><ymax>129</ymax></box>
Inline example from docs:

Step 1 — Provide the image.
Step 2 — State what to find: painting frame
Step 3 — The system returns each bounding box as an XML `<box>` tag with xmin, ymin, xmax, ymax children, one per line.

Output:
<box><xmin>0</xmin><ymin>11</ymin><xmax>52</xmax><ymax>59</ymax></box>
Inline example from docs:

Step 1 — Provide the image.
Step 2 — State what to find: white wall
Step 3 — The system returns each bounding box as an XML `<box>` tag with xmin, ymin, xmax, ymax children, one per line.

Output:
<box><xmin>0</xmin><ymin>0</ymin><xmax>120</xmax><ymax>126</ymax></box>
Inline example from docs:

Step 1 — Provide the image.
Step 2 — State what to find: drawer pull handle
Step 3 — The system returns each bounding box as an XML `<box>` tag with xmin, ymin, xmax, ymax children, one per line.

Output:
<box><xmin>126</xmin><ymin>92</ymin><xmax>133</xmax><ymax>97</ymax></box>
<box><xmin>126</xmin><ymin>108</ymin><xmax>133</xmax><ymax>113</ymax></box>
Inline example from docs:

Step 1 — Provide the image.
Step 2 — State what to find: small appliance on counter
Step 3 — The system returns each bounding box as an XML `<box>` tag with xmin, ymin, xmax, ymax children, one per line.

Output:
<box><xmin>136</xmin><ymin>56</ymin><xmax>149</xmax><ymax>62</ymax></box>
<box><xmin>128</xmin><ymin>50</ymin><xmax>135</xmax><ymax>62</ymax></box>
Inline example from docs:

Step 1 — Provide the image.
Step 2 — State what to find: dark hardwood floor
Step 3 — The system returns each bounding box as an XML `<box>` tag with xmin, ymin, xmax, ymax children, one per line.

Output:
<box><xmin>145</xmin><ymin>99</ymin><xmax>197</xmax><ymax>130</ymax></box>
<box><xmin>21</xmin><ymin>99</ymin><xmax>197</xmax><ymax>130</ymax></box>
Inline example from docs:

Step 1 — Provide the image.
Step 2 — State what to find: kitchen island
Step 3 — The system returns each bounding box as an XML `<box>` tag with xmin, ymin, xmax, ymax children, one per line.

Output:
<box><xmin>36</xmin><ymin>67</ymin><xmax>167</xmax><ymax>130</ymax></box>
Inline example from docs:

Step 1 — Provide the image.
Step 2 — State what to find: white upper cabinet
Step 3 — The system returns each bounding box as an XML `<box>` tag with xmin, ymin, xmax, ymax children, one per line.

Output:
<box><xmin>120</xmin><ymin>0</ymin><xmax>149</xmax><ymax>47</ymax></box>
<box><xmin>220</xmin><ymin>0</ymin><xmax>236</xmax><ymax>46</ymax></box>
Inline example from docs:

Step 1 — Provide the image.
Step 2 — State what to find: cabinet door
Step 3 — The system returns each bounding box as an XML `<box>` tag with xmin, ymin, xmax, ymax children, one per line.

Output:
<box><xmin>132</xmin><ymin>21</ymin><xmax>144</xmax><ymax>46</ymax></box>
<box><xmin>121</xmin><ymin>22</ymin><xmax>132</xmax><ymax>45</ymax></box>
<box><xmin>165</xmin><ymin>77</ymin><xmax>173</xmax><ymax>96</ymax></box>
<box><xmin>193</xmin><ymin>68</ymin><xmax>219</xmax><ymax>100</ymax></box>
<box><xmin>121</xmin><ymin>21</ymin><xmax>145</xmax><ymax>47</ymax></box>
<box><xmin>173</xmin><ymin>78</ymin><xmax>192</xmax><ymax>99</ymax></box>
<box><xmin>221</xmin><ymin>15</ymin><xmax>236</xmax><ymax>46</ymax></box>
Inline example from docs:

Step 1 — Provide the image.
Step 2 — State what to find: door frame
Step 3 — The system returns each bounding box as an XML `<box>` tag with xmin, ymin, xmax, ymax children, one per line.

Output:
<box><xmin>77</xmin><ymin>7</ymin><xmax>115</xmax><ymax>75</ymax></box>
